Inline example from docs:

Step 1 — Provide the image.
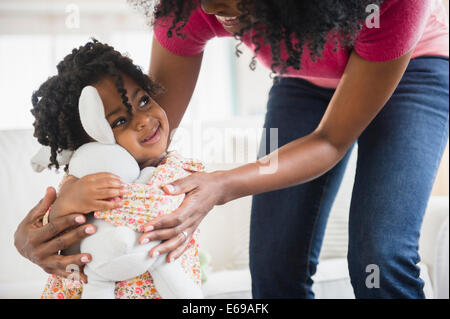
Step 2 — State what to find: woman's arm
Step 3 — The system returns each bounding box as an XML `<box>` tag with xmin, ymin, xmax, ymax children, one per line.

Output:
<box><xmin>221</xmin><ymin>49</ymin><xmax>414</xmax><ymax>199</ymax></box>
<box><xmin>14</xmin><ymin>173</ymin><xmax>126</xmax><ymax>282</ymax></box>
<box><xmin>149</xmin><ymin>35</ymin><xmax>203</xmax><ymax>134</ymax></box>
<box><xmin>14</xmin><ymin>187</ymin><xmax>94</xmax><ymax>283</ymax></box>
<box><xmin>139</xmin><ymin>49</ymin><xmax>414</xmax><ymax>261</ymax></box>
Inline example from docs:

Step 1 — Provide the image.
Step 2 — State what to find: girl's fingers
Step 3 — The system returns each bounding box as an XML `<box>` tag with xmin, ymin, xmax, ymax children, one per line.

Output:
<box><xmin>94</xmin><ymin>187</ymin><xmax>128</xmax><ymax>200</ymax></box>
<box><xmin>86</xmin><ymin>172</ymin><xmax>123</xmax><ymax>184</ymax></box>
<box><xmin>96</xmin><ymin>175</ymin><xmax>127</xmax><ymax>189</ymax></box>
<box><xmin>91</xmin><ymin>175</ymin><xmax>128</xmax><ymax>201</ymax></box>
<box><xmin>93</xmin><ymin>199</ymin><xmax>124</xmax><ymax>211</ymax></box>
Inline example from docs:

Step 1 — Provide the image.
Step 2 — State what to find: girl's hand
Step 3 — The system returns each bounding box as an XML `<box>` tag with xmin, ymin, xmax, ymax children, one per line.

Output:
<box><xmin>50</xmin><ymin>173</ymin><xmax>128</xmax><ymax>222</ymax></box>
<box><xmin>138</xmin><ymin>171</ymin><xmax>228</xmax><ymax>262</ymax></box>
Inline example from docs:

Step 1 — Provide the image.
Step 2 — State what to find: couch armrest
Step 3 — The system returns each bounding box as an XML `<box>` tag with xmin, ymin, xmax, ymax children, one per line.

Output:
<box><xmin>419</xmin><ymin>196</ymin><xmax>449</xmax><ymax>296</ymax></box>
<box><xmin>433</xmin><ymin>215</ymin><xmax>449</xmax><ymax>299</ymax></box>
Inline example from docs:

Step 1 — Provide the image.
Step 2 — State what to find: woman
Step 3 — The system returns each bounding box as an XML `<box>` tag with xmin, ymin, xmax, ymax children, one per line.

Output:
<box><xmin>15</xmin><ymin>0</ymin><xmax>449</xmax><ymax>298</ymax></box>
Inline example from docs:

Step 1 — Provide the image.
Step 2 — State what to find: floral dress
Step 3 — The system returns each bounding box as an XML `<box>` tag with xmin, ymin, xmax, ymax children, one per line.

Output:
<box><xmin>41</xmin><ymin>151</ymin><xmax>204</xmax><ymax>299</ymax></box>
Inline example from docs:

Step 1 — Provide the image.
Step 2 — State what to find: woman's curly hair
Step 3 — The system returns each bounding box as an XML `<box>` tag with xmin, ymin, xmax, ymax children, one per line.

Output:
<box><xmin>129</xmin><ymin>0</ymin><xmax>384</xmax><ymax>74</ymax></box>
<box><xmin>31</xmin><ymin>39</ymin><xmax>163</xmax><ymax>170</ymax></box>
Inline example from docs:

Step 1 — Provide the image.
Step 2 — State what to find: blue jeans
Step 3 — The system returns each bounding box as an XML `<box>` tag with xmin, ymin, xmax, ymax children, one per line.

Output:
<box><xmin>250</xmin><ymin>56</ymin><xmax>449</xmax><ymax>299</ymax></box>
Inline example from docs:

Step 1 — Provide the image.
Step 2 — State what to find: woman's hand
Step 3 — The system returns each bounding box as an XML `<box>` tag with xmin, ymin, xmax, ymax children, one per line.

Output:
<box><xmin>15</xmin><ymin>173</ymin><xmax>127</xmax><ymax>283</ymax></box>
<box><xmin>14</xmin><ymin>187</ymin><xmax>97</xmax><ymax>283</ymax></box>
<box><xmin>50</xmin><ymin>173</ymin><xmax>128</xmax><ymax>222</ymax></box>
<box><xmin>138</xmin><ymin>170</ymin><xmax>228</xmax><ymax>262</ymax></box>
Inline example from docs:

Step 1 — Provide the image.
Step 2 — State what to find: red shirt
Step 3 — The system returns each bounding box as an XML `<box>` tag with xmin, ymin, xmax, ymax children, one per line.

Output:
<box><xmin>154</xmin><ymin>0</ymin><xmax>449</xmax><ymax>88</ymax></box>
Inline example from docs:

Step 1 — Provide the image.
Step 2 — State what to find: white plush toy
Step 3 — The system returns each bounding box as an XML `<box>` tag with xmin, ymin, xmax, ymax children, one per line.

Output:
<box><xmin>31</xmin><ymin>86</ymin><xmax>203</xmax><ymax>299</ymax></box>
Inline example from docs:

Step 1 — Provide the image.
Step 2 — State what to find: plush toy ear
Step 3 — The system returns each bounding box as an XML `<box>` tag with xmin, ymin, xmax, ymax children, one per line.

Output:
<box><xmin>79</xmin><ymin>86</ymin><xmax>116</xmax><ymax>144</ymax></box>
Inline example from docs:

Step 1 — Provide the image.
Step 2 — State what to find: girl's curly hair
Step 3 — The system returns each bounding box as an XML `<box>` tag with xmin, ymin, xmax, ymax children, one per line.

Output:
<box><xmin>129</xmin><ymin>0</ymin><xmax>384</xmax><ymax>74</ymax></box>
<box><xmin>31</xmin><ymin>39</ymin><xmax>164</xmax><ymax>170</ymax></box>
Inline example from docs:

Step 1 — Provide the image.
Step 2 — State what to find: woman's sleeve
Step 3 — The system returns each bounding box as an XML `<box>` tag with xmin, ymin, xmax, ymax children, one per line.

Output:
<box><xmin>153</xmin><ymin>6</ymin><xmax>217</xmax><ymax>57</ymax></box>
<box><xmin>354</xmin><ymin>0</ymin><xmax>432</xmax><ymax>61</ymax></box>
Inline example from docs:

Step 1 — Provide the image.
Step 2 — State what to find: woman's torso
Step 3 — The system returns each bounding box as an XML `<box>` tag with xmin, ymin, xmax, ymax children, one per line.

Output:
<box><xmin>154</xmin><ymin>0</ymin><xmax>449</xmax><ymax>88</ymax></box>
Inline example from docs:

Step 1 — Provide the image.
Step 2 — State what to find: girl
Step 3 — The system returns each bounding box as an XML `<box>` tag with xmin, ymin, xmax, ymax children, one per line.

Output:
<box><xmin>31</xmin><ymin>39</ymin><xmax>202</xmax><ymax>298</ymax></box>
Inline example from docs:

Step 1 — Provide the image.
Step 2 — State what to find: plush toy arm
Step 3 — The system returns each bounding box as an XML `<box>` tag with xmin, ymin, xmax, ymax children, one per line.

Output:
<box><xmin>135</xmin><ymin>167</ymin><xmax>157</xmax><ymax>184</ymax></box>
<box><xmin>81</xmin><ymin>216</ymin><xmax>161</xmax><ymax>281</ymax></box>
<box><xmin>80</xmin><ymin>215</ymin><xmax>161</xmax><ymax>299</ymax></box>
<box><xmin>68</xmin><ymin>142</ymin><xmax>140</xmax><ymax>183</ymax></box>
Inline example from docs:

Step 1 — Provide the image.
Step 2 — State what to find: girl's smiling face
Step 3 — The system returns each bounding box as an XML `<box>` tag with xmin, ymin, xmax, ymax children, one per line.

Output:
<box><xmin>93</xmin><ymin>74</ymin><xmax>169</xmax><ymax>168</ymax></box>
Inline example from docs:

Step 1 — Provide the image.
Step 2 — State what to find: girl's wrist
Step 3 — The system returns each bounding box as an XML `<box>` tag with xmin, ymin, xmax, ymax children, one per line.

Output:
<box><xmin>48</xmin><ymin>196</ymin><xmax>70</xmax><ymax>222</ymax></box>
<box><xmin>47</xmin><ymin>201</ymin><xmax>60</xmax><ymax>223</ymax></box>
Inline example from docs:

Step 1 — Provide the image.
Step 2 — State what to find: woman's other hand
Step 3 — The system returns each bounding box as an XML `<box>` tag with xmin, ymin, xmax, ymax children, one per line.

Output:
<box><xmin>138</xmin><ymin>171</ymin><xmax>228</xmax><ymax>262</ymax></box>
<box><xmin>14</xmin><ymin>187</ymin><xmax>96</xmax><ymax>283</ymax></box>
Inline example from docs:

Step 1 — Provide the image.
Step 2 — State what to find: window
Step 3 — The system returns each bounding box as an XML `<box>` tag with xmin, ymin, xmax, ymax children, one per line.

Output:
<box><xmin>0</xmin><ymin>0</ymin><xmax>249</xmax><ymax>130</ymax></box>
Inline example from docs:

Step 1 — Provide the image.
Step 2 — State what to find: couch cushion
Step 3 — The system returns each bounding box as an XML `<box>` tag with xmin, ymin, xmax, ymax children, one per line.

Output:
<box><xmin>202</xmin><ymin>269</ymin><xmax>252</xmax><ymax>299</ymax></box>
<box><xmin>0</xmin><ymin>129</ymin><xmax>62</xmax><ymax>288</ymax></box>
<box><xmin>202</xmin><ymin>259</ymin><xmax>434</xmax><ymax>299</ymax></box>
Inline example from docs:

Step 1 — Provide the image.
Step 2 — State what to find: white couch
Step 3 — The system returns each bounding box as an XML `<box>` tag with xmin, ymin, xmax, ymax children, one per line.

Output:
<box><xmin>0</xmin><ymin>121</ymin><xmax>448</xmax><ymax>299</ymax></box>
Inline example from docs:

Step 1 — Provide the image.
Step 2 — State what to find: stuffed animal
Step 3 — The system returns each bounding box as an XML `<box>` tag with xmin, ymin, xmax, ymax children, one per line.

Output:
<box><xmin>31</xmin><ymin>86</ymin><xmax>203</xmax><ymax>299</ymax></box>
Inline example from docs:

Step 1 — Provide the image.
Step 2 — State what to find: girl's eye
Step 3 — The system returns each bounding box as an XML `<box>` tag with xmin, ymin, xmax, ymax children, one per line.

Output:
<box><xmin>112</xmin><ymin>117</ymin><xmax>127</xmax><ymax>129</ymax></box>
<box><xmin>139</xmin><ymin>95</ymin><xmax>151</xmax><ymax>109</ymax></box>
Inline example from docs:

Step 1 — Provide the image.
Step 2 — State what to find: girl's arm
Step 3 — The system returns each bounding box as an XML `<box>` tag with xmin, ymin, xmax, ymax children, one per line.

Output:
<box><xmin>138</xmin><ymin>49</ymin><xmax>414</xmax><ymax>262</ymax></box>
<box><xmin>49</xmin><ymin>173</ymin><xmax>127</xmax><ymax>222</ymax></box>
